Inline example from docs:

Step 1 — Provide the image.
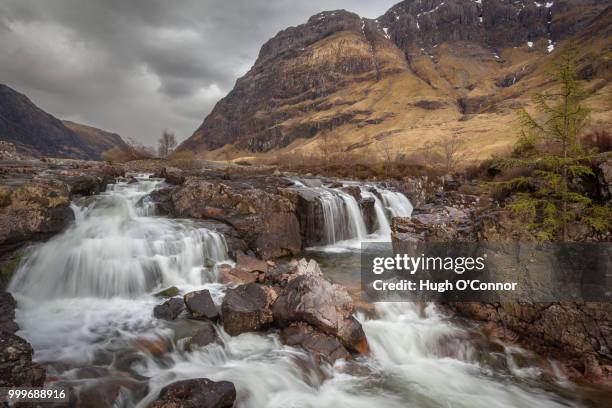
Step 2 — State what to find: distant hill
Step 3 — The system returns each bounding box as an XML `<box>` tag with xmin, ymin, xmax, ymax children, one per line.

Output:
<box><xmin>178</xmin><ymin>0</ymin><xmax>611</xmax><ymax>161</ymax></box>
<box><xmin>62</xmin><ymin>120</ymin><xmax>129</xmax><ymax>158</ymax></box>
<box><xmin>0</xmin><ymin>84</ymin><xmax>127</xmax><ymax>160</ymax></box>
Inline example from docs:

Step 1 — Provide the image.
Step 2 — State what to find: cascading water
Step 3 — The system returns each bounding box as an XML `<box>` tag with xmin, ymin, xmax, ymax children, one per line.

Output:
<box><xmin>10</xmin><ymin>175</ymin><xmax>228</xmax><ymax>299</ymax></box>
<box><xmin>293</xmin><ymin>180</ymin><xmax>412</xmax><ymax>249</ymax></box>
<box><xmin>361</xmin><ymin>189</ymin><xmax>391</xmax><ymax>235</ymax></box>
<box><xmin>8</xmin><ymin>176</ymin><xmax>596</xmax><ymax>407</ymax></box>
<box><xmin>377</xmin><ymin>189</ymin><xmax>414</xmax><ymax>218</ymax></box>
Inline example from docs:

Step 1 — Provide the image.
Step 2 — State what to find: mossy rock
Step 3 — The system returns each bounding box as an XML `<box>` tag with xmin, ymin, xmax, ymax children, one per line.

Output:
<box><xmin>154</xmin><ymin>286</ymin><xmax>180</xmax><ymax>297</ymax></box>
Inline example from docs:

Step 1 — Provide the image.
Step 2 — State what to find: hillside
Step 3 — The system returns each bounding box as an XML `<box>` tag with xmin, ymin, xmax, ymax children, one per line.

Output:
<box><xmin>0</xmin><ymin>84</ymin><xmax>127</xmax><ymax>160</ymax></box>
<box><xmin>179</xmin><ymin>0</ymin><xmax>612</xmax><ymax>161</ymax></box>
<box><xmin>62</xmin><ymin>120</ymin><xmax>129</xmax><ymax>157</ymax></box>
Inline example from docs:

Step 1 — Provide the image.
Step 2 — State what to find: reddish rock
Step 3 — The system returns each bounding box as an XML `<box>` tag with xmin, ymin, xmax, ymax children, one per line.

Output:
<box><xmin>149</xmin><ymin>378</ymin><xmax>236</xmax><ymax>408</ymax></box>
<box><xmin>272</xmin><ymin>259</ymin><xmax>369</xmax><ymax>355</ymax></box>
<box><xmin>281</xmin><ymin>322</ymin><xmax>350</xmax><ymax>363</ymax></box>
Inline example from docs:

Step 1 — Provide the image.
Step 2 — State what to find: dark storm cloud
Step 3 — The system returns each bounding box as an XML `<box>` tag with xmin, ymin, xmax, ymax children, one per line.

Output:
<box><xmin>0</xmin><ymin>0</ymin><xmax>397</xmax><ymax>145</ymax></box>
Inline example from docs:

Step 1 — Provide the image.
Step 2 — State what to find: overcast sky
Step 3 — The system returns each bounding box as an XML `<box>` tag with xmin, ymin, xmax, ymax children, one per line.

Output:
<box><xmin>0</xmin><ymin>0</ymin><xmax>397</xmax><ymax>146</ymax></box>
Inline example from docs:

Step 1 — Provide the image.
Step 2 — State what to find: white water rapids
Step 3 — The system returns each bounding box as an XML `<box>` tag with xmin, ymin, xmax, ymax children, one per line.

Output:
<box><xmin>8</xmin><ymin>176</ymin><xmax>589</xmax><ymax>407</ymax></box>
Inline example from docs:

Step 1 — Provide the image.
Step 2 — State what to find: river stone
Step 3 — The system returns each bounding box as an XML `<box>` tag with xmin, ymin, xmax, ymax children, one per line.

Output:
<box><xmin>154</xmin><ymin>286</ymin><xmax>179</xmax><ymax>298</ymax></box>
<box><xmin>149</xmin><ymin>378</ymin><xmax>236</xmax><ymax>408</ymax></box>
<box><xmin>272</xmin><ymin>259</ymin><xmax>369</xmax><ymax>355</ymax></box>
<box><xmin>184</xmin><ymin>290</ymin><xmax>219</xmax><ymax>321</ymax></box>
<box><xmin>188</xmin><ymin>321</ymin><xmax>222</xmax><ymax>350</ymax></box>
<box><xmin>153</xmin><ymin>297</ymin><xmax>185</xmax><ymax>320</ymax></box>
<box><xmin>221</xmin><ymin>283</ymin><xmax>274</xmax><ymax>336</ymax></box>
<box><xmin>281</xmin><ymin>322</ymin><xmax>350</xmax><ymax>363</ymax></box>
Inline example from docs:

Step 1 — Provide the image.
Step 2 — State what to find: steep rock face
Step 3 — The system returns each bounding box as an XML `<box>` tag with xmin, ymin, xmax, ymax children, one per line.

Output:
<box><xmin>179</xmin><ymin>0</ymin><xmax>611</xmax><ymax>159</ymax></box>
<box><xmin>180</xmin><ymin>10</ymin><xmax>406</xmax><ymax>153</ymax></box>
<box><xmin>0</xmin><ymin>84</ymin><xmax>127</xmax><ymax>160</ymax></box>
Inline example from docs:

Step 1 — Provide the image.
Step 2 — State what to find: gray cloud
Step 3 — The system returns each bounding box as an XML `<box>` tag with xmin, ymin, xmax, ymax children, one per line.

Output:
<box><xmin>0</xmin><ymin>0</ymin><xmax>397</xmax><ymax>145</ymax></box>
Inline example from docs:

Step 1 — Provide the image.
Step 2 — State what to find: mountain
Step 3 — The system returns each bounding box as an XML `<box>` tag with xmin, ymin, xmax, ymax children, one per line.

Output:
<box><xmin>62</xmin><ymin>120</ymin><xmax>129</xmax><ymax>157</ymax></box>
<box><xmin>0</xmin><ymin>84</ymin><xmax>127</xmax><ymax>160</ymax></box>
<box><xmin>179</xmin><ymin>0</ymin><xmax>612</xmax><ymax>160</ymax></box>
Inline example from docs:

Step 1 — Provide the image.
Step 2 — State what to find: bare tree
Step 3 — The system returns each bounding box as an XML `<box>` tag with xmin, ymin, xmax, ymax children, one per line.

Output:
<box><xmin>158</xmin><ymin>131</ymin><xmax>177</xmax><ymax>157</ymax></box>
<box><xmin>437</xmin><ymin>135</ymin><xmax>465</xmax><ymax>173</ymax></box>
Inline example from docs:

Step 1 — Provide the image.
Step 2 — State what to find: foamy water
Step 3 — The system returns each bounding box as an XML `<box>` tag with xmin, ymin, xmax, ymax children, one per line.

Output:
<box><xmin>8</xmin><ymin>176</ymin><xmax>589</xmax><ymax>407</ymax></box>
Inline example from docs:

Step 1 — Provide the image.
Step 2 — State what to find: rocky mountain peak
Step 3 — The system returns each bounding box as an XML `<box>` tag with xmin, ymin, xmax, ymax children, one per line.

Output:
<box><xmin>178</xmin><ymin>0</ymin><xmax>611</xmax><ymax>158</ymax></box>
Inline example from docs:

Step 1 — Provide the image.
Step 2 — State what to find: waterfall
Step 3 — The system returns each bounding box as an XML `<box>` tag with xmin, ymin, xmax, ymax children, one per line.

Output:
<box><xmin>378</xmin><ymin>189</ymin><xmax>414</xmax><ymax>218</ymax></box>
<box><xmin>338</xmin><ymin>191</ymin><xmax>368</xmax><ymax>240</ymax></box>
<box><xmin>361</xmin><ymin>190</ymin><xmax>391</xmax><ymax>235</ymax></box>
<box><xmin>292</xmin><ymin>179</ymin><xmax>413</xmax><ymax>248</ymax></box>
<box><xmin>9</xmin><ymin>175</ymin><xmax>229</xmax><ymax>300</ymax></box>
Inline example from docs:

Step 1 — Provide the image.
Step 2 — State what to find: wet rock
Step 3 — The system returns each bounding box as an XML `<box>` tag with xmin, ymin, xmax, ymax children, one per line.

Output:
<box><xmin>341</xmin><ymin>186</ymin><xmax>361</xmax><ymax>201</ymax></box>
<box><xmin>188</xmin><ymin>321</ymin><xmax>222</xmax><ymax>349</ymax></box>
<box><xmin>281</xmin><ymin>322</ymin><xmax>350</xmax><ymax>363</ymax></box>
<box><xmin>170</xmin><ymin>178</ymin><xmax>301</xmax><ymax>259</ymax></box>
<box><xmin>272</xmin><ymin>259</ymin><xmax>369</xmax><ymax>354</ymax></box>
<box><xmin>153</xmin><ymin>297</ymin><xmax>185</xmax><ymax>321</ymax></box>
<box><xmin>75</xmin><ymin>377</ymin><xmax>148</xmax><ymax>408</ymax></box>
<box><xmin>221</xmin><ymin>283</ymin><xmax>275</xmax><ymax>336</ymax></box>
<box><xmin>359</xmin><ymin>195</ymin><xmax>376</xmax><ymax>234</ymax></box>
<box><xmin>301</xmin><ymin>179</ymin><xmax>323</xmax><ymax>188</ymax></box>
<box><xmin>149</xmin><ymin>378</ymin><xmax>236</xmax><ymax>408</ymax></box>
<box><xmin>154</xmin><ymin>286</ymin><xmax>179</xmax><ymax>298</ymax></box>
<box><xmin>294</xmin><ymin>187</ymin><xmax>327</xmax><ymax>246</ymax></box>
<box><xmin>184</xmin><ymin>289</ymin><xmax>219</xmax><ymax>321</ymax></box>
<box><xmin>0</xmin><ymin>292</ymin><xmax>18</xmax><ymax>334</ymax></box>
<box><xmin>0</xmin><ymin>331</ymin><xmax>45</xmax><ymax>387</ymax></box>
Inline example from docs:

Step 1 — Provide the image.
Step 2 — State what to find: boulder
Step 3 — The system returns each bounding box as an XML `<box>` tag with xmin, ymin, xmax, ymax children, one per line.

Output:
<box><xmin>281</xmin><ymin>322</ymin><xmax>350</xmax><ymax>363</ymax></box>
<box><xmin>188</xmin><ymin>321</ymin><xmax>222</xmax><ymax>349</ymax></box>
<box><xmin>149</xmin><ymin>378</ymin><xmax>236</xmax><ymax>408</ymax></box>
<box><xmin>153</xmin><ymin>298</ymin><xmax>185</xmax><ymax>321</ymax></box>
<box><xmin>272</xmin><ymin>259</ymin><xmax>369</xmax><ymax>354</ymax></box>
<box><xmin>0</xmin><ymin>179</ymin><xmax>74</xmax><ymax>255</ymax></box>
<box><xmin>159</xmin><ymin>167</ymin><xmax>185</xmax><ymax>185</ymax></box>
<box><xmin>184</xmin><ymin>290</ymin><xmax>219</xmax><ymax>321</ymax></box>
<box><xmin>221</xmin><ymin>283</ymin><xmax>275</xmax><ymax>336</ymax></box>
<box><xmin>154</xmin><ymin>286</ymin><xmax>179</xmax><ymax>298</ymax></box>
<box><xmin>170</xmin><ymin>178</ymin><xmax>301</xmax><ymax>259</ymax></box>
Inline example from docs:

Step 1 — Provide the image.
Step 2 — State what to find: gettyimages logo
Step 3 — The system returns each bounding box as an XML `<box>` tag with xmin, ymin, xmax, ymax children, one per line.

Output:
<box><xmin>361</xmin><ymin>242</ymin><xmax>612</xmax><ymax>303</ymax></box>
<box><xmin>372</xmin><ymin>253</ymin><xmax>487</xmax><ymax>275</ymax></box>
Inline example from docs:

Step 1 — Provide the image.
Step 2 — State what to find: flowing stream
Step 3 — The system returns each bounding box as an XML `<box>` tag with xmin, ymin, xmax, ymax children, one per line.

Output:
<box><xmin>8</xmin><ymin>176</ymin><xmax>605</xmax><ymax>407</ymax></box>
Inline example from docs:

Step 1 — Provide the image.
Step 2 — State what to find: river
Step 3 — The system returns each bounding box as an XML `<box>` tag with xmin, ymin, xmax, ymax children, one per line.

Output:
<box><xmin>7</xmin><ymin>175</ymin><xmax>606</xmax><ymax>407</ymax></box>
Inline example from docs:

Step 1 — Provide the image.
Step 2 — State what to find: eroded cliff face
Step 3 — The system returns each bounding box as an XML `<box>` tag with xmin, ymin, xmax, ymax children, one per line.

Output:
<box><xmin>179</xmin><ymin>0</ymin><xmax>611</xmax><ymax>159</ymax></box>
